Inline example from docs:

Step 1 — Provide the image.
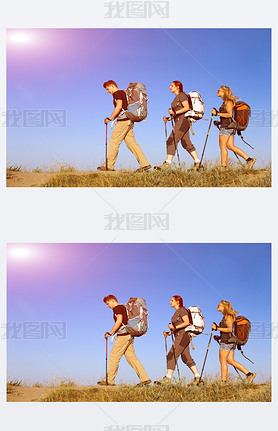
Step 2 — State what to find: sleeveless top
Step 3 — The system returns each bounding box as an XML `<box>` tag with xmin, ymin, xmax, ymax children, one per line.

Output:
<box><xmin>219</xmin><ymin>316</ymin><xmax>233</xmax><ymax>343</ymax></box>
<box><xmin>219</xmin><ymin>101</ymin><xmax>233</xmax><ymax>128</ymax></box>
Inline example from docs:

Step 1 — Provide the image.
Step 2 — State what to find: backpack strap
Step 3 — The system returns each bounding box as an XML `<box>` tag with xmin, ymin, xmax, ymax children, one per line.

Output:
<box><xmin>237</xmin><ymin>345</ymin><xmax>254</xmax><ymax>364</ymax></box>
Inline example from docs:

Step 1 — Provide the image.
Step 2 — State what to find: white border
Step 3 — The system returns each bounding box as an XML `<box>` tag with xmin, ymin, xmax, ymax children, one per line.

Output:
<box><xmin>1</xmin><ymin>1</ymin><xmax>277</xmax><ymax>430</ymax></box>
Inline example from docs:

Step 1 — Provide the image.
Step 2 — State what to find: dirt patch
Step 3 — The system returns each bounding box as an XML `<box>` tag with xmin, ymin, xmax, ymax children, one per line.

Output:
<box><xmin>6</xmin><ymin>170</ymin><xmax>123</xmax><ymax>187</ymax></box>
<box><xmin>7</xmin><ymin>385</ymin><xmax>53</xmax><ymax>402</ymax></box>
<box><xmin>6</xmin><ymin>384</ymin><xmax>120</xmax><ymax>402</ymax></box>
<box><xmin>6</xmin><ymin>172</ymin><xmax>56</xmax><ymax>187</ymax></box>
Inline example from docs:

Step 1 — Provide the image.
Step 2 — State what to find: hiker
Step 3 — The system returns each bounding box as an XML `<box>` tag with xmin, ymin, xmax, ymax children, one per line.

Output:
<box><xmin>212</xmin><ymin>86</ymin><xmax>256</xmax><ymax>168</ymax></box>
<box><xmin>97</xmin><ymin>80</ymin><xmax>151</xmax><ymax>172</ymax></box>
<box><xmin>155</xmin><ymin>295</ymin><xmax>201</xmax><ymax>384</ymax></box>
<box><xmin>212</xmin><ymin>300</ymin><xmax>256</xmax><ymax>383</ymax></box>
<box><xmin>154</xmin><ymin>81</ymin><xmax>201</xmax><ymax>170</ymax></box>
<box><xmin>97</xmin><ymin>295</ymin><xmax>151</xmax><ymax>386</ymax></box>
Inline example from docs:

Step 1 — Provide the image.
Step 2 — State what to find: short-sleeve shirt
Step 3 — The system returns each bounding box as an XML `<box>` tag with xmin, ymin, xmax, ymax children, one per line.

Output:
<box><xmin>171</xmin><ymin>306</ymin><xmax>188</xmax><ymax>331</ymax></box>
<box><xmin>171</xmin><ymin>92</ymin><xmax>188</xmax><ymax>113</ymax></box>
<box><xmin>113</xmin><ymin>90</ymin><xmax>128</xmax><ymax>110</ymax></box>
<box><xmin>113</xmin><ymin>304</ymin><xmax>128</xmax><ymax>335</ymax></box>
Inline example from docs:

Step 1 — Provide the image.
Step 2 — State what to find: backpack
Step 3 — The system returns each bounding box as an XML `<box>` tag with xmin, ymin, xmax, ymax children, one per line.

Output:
<box><xmin>124</xmin><ymin>83</ymin><xmax>148</xmax><ymax>122</ymax></box>
<box><xmin>228</xmin><ymin>315</ymin><xmax>254</xmax><ymax>363</ymax></box>
<box><xmin>233</xmin><ymin>101</ymin><xmax>251</xmax><ymax>133</ymax></box>
<box><xmin>184</xmin><ymin>91</ymin><xmax>205</xmax><ymax>122</ymax></box>
<box><xmin>125</xmin><ymin>297</ymin><xmax>149</xmax><ymax>337</ymax></box>
<box><xmin>226</xmin><ymin>101</ymin><xmax>253</xmax><ymax>148</ymax></box>
<box><xmin>228</xmin><ymin>315</ymin><xmax>251</xmax><ymax>346</ymax></box>
<box><xmin>184</xmin><ymin>306</ymin><xmax>205</xmax><ymax>337</ymax></box>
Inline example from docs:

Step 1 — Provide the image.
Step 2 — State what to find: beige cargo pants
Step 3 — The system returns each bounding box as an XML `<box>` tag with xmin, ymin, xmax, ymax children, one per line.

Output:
<box><xmin>107</xmin><ymin>334</ymin><xmax>150</xmax><ymax>384</ymax></box>
<box><xmin>107</xmin><ymin>120</ymin><xmax>149</xmax><ymax>170</ymax></box>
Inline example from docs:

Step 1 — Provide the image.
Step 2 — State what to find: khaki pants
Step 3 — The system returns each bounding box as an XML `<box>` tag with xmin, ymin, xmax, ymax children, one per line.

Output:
<box><xmin>107</xmin><ymin>120</ymin><xmax>149</xmax><ymax>169</ymax></box>
<box><xmin>107</xmin><ymin>335</ymin><xmax>149</xmax><ymax>384</ymax></box>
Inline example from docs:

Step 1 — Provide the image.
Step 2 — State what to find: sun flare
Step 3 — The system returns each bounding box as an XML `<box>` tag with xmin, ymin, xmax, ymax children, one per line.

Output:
<box><xmin>9</xmin><ymin>246</ymin><xmax>32</xmax><ymax>259</ymax></box>
<box><xmin>9</xmin><ymin>32</ymin><xmax>31</xmax><ymax>44</ymax></box>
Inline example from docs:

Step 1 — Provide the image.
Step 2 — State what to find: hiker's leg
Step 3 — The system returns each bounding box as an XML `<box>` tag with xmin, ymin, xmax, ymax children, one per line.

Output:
<box><xmin>107</xmin><ymin>335</ymin><xmax>131</xmax><ymax>384</ymax></box>
<box><xmin>219</xmin><ymin>135</ymin><xmax>229</xmax><ymax>167</ymax></box>
<box><xmin>226</xmin><ymin>136</ymin><xmax>249</xmax><ymax>160</ymax></box>
<box><xmin>226</xmin><ymin>350</ymin><xmax>249</xmax><ymax>374</ymax></box>
<box><xmin>124</xmin><ymin>337</ymin><xmax>150</xmax><ymax>382</ymax></box>
<box><xmin>124</xmin><ymin>122</ymin><xmax>150</xmax><ymax>168</ymax></box>
<box><xmin>180</xmin><ymin>344</ymin><xmax>198</xmax><ymax>374</ymax></box>
<box><xmin>165</xmin><ymin>118</ymin><xmax>186</xmax><ymax>159</ymax></box>
<box><xmin>107</xmin><ymin>121</ymin><xmax>128</xmax><ymax>169</ymax></box>
<box><xmin>219</xmin><ymin>350</ymin><xmax>230</xmax><ymax>381</ymax></box>
<box><xmin>165</xmin><ymin>130</ymin><xmax>176</xmax><ymax>161</ymax></box>
<box><xmin>166</xmin><ymin>332</ymin><xmax>190</xmax><ymax>374</ymax></box>
<box><xmin>180</xmin><ymin>126</ymin><xmax>199</xmax><ymax>161</ymax></box>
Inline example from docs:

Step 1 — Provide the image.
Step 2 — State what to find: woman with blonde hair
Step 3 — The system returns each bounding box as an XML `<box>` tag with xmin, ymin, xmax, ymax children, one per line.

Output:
<box><xmin>212</xmin><ymin>86</ymin><xmax>256</xmax><ymax>168</ymax></box>
<box><xmin>212</xmin><ymin>300</ymin><xmax>256</xmax><ymax>383</ymax></box>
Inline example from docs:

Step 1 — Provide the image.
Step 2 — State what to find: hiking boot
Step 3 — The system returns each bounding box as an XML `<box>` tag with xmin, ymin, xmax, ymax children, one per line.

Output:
<box><xmin>136</xmin><ymin>164</ymin><xmax>151</xmax><ymax>172</ymax></box>
<box><xmin>190</xmin><ymin>376</ymin><xmax>203</xmax><ymax>385</ymax></box>
<box><xmin>154</xmin><ymin>376</ymin><xmax>171</xmax><ymax>385</ymax></box>
<box><xmin>97</xmin><ymin>165</ymin><xmax>114</xmax><ymax>171</ymax></box>
<box><xmin>97</xmin><ymin>380</ymin><xmax>115</xmax><ymax>386</ymax></box>
<box><xmin>247</xmin><ymin>373</ymin><xmax>256</xmax><ymax>384</ymax></box>
<box><xmin>189</xmin><ymin>162</ymin><xmax>203</xmax><ymax>171</ymax></box>
<box><xmin>136</xmin><ymin>379</ymin><xmax>152</xmax><ymax>386</ymax></box>
<box><xmin>154</xmin><ymin>161</ymin><xmax>171</xmax><ymax>171</ymax></box>
<box><xmin>247</xmin><ymin>158</ymin><xmax>256</xmax><ymax>169</ymax></box>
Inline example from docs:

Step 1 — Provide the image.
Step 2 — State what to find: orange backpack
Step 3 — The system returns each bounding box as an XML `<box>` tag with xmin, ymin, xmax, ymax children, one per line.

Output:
<box><xmin>229</xmin><ymin>315</ymin><xmax>254</xmax><ymax>363</ymax></box>
<box><xmin>234</xmin><ymin>101</ymin><xmax>251</xmax><ymax>133</ymax></box>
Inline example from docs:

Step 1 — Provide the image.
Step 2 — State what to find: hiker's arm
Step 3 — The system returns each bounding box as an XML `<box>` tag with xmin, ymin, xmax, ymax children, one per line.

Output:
<box><xmin>104</xmin><ymin>99</ymin><xmax>123</xmax><ymax>124</ymax></box>
<box><xmin>105</xmin><ymin>314</ymin><xmax>123</xmax><ymax>338</ymax></box>
<box><xmin>212</xmin><ymin>316</ymin><xmax>233</xmax><ymax>332</ymax></box>
<box><xmin>168</xmin><ymin>315</ymin><xmax>190</xmax><ymax>331</ymax></box>
<box><xmin>168</xmin><ymin>100</ymin><xmax>190</xmax><ymax>116</ymax></box>
<box><xmin>212</xmin><ymin>101</ymin><xmax>234</xmax><ymax>118</ymax></box>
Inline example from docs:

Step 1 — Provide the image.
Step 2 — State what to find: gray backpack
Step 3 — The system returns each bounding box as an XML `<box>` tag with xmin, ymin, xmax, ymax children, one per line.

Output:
<box><xmin>125</xmin><ymin>297</ymin><xmax>149</xmax><ymax>337</ymax></box>
<box><xmin>124</xmin><ymin>83</ymin><xmax>148</xmax><ymax>122</ymax></box>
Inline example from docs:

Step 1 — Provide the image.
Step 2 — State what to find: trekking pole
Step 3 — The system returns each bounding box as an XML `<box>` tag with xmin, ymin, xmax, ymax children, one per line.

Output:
<box><xmin>198</xmin><ymin>113</ymin><xmax>214</xmax><ymax>171</ymax></box>
<box><xmin>170</xmin><ymin>115</ymin><xmax>181</xmax><ymax>167</ymax></box>
<box><xmin>164</xmin><ymin>332</ymin><xmax>168</xmax><ymax>368</ymax></box>
<box><xmin>164</xmin><ymin>118</ymin><xmax>168</xmax><ymax>157</ymax></box>
<box><xmin>170</xmin><ymin>331</ymin><xmax>181</xmax><ymax>381</ymax></box>
<box><xmin>198</xmin><ymin>326</ymin><xmax>214</xmax><ymax>385</ymax></box>
<box><xmin>105</xmin><ymin>123</ymin><xmax>108</xmax><ymax>171</ymax></box>
<box><xmin>105</xmin><ymin>337</ymin><xmax>108</xmax><ymax>385</ymax></box>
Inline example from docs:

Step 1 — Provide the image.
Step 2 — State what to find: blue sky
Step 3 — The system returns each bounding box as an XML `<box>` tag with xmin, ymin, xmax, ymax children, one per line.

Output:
<box><xmin>7</xmin><ymin>243</ymin><xmax>271</xmax><ymax>385</ymax></box>
<box><xmin>6</xmin><ymin>28</ymin><xmax>271</xmax><ymax>170</ymax></box>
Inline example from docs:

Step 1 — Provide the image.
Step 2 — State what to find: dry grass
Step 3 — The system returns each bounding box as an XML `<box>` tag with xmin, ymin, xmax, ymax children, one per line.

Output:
<box><xmin>42</xmin><ymin>163</ymin><xmax>271</xmax><ymax>188</ymax></box>
<box><xmin>42</xmin><ymin>378</ymin><xmax>271</xmax><ymax>402</ymax></box>
<box><xmin>7</xmin><ymin>374</ymin><xmax>271</xmax><ymax>402</ymax></box>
